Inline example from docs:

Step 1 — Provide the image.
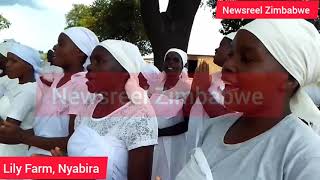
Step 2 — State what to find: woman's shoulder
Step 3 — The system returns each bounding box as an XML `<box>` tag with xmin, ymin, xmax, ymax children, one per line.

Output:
<box><xmin>122</xmin><ymin>102</ymin><xmax>157</xmax><ymax>121</ymax></box>
<box><xmin>283</xmin><ymin>115</ymin><xmax>320</xmax><ymax>154</ymax></box>
<box><xmin>19</xmin><ymin>82</ymin><xmax>37</xmax><ymax>95</ymax></box>
<box><xmin>70</xmin><ymin>72</ymin><xmax>87</xmax><ymax>84</ymax></box>
<box><xmin>279</xmin><ymin>116</ymin><xmax>320</xmax><ymax>176</ymax></box>
<box><xmin>116</xmin><ymin>102</ymin><xmax>158</xmax><ymax>150</ymax></box>
<box><xmin>118</xmin><ymin>102</ymin><xmax>158</xmax><ymax>132</ymax></box>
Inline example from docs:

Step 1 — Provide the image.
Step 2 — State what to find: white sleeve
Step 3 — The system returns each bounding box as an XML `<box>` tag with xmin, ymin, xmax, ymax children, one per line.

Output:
<box><xmin>7</xmin><ymin>89</ymin><xmax>36</xmax><ymax>122</ymax></box>
<box><xmin>124</xmin><ymin>106</ymin><xmax>158</xmax><ymax>150</ymax></box>
<box><xmin>0</xmin><ymin>77</ymin><xmax>9</xmax><ymax>97</ymax></box>
<box><xmin>285</xmin><ymin>157</ymin><xmax>320</xmax><ymax>180</ymax></box>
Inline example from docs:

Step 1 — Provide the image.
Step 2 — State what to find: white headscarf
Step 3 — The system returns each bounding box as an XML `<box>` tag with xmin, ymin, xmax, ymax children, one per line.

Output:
<box><xmin>8</xmin><ymin>43</ymin><xmax>42</xmax><ymax>79</ymax></box>
<box><xmin>165</xmin><ymin>48</ymin><xmax>188</xmax><ymax>66</ymax></box>
<box><xmin>241</xmin><ymin>19</ymin><xmax>320</xmax><ymax>132</ymax></box>
<box><xmin>63</xmin><ymin>27</ymin><xmax>99</xmax><ymax>68</ymax></box>
<box><xmin>99</xmin><ymin>40</ymin><xmax>148</xmax><ymax>104</ymax></box>
<box><xmin>164</xmin><ymin>48</ymin><xmax>189</xmax><ymax>80</ymax></box>
<box><xmin>0</xmin><ymin>40</ymin><xmax>18</xmax><ymax>58</ymax></box>
<box><xmin>141</xmin><ymin>62</ymin><xmax>160</xmax><ymax>86</ymax></box>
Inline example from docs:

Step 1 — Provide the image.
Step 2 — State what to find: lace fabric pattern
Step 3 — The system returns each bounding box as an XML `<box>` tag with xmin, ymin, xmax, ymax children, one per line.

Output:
<box><xmin>84</xmin><ymin>102</ymin><xmax>158</xmax><ymax>150</ymax></box>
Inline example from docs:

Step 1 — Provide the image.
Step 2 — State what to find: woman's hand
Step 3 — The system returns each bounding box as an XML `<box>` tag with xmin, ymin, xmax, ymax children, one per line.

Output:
<box><xmin>0</xmin><ymin>120</ymin><xmax>23</xmax><ymax>143</ymax></box>
<box><xmin>50</xmin><ymin>147</ymin><xmax>66</xmax><ymax>156</ymax></box>
<box><xmin>31</xmin><ymin>154</ymin><xmax>51</xmax><ymax>157</ymax></box>
<box><xmin>191</xmin><ymin>61</ymin><xmax>212</xmax><ymax>94</ymax></box>
<box><xmin>31</xmin><ymin>147</ymin><xmax>66</xmax><ymax>157</ymax></box>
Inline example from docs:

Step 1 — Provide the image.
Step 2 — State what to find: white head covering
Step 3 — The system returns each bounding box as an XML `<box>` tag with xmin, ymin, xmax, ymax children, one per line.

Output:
<box><xmin>99</xmin><ymin>40</ymin><xmax>148</xmax><ymax>104</ymax></box>
<box><xmin>164</xmin><ymin>48</ymin><xmax>189</xmax><ymax>80</ymax></box>
<box><xmin>0</xmin><ymin>40</ymin><xmax>18</xmax><ymax>58</ymax></box>
<box><xmin>241</xmin><ymin>19</ymin><xmax>320</xmax><ymax>132</ymax></box>
<box><xmin>141</xmin><ymin>62</ymin><xmax>160</xmax><ymax>86</ymax></box>
<box><xmin>8</xmin><ymin>43</ymin><xmax>42</xmax><ymax>79</ymax></box>
<box><xmin>165</xmin><ymin>48</ymin><xmax>188</xmax><ymax>67</ymax></box>
<box><xmin>225</xmin><ymin>32</ymin><xmax>236</xmax><ymax>40</ymax></box>
<box><xmin>63</xmin><ymin>27</ymin><xmax>99</xmax><ymax>68</ymax></box>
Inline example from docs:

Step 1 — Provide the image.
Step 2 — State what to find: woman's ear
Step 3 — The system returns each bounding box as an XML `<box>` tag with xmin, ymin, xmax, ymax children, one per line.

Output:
<box><xmin>288</xmin><ymin>79</ymin><xmax>299</xmax><ymax>98</ymax></box>
<box><xmin>278</xmin><ymin>74</ymin><xmax>299</xmax><ymax>97</ymax></box>
<box><xmin>74</xmin><ymin>48</ymin><xmax>87</xmax><ymax>65</ymax></box>
<box><xmin>285</xmin><ymin>75</ymin><xmax>299</xmax><ymax>98</ymax></box>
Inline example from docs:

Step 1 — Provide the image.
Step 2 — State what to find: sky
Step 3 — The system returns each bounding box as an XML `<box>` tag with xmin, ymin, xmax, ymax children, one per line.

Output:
<box><xmin>0</xmin><ymin>0</ymin><xmax>223</xmax><ymax>55</ymax></box>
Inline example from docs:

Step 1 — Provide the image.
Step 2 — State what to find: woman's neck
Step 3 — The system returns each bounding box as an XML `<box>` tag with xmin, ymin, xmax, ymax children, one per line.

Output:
<box><xmin>63</xmin><ymin>65</ymin><xmax>84</xmax><ymax>74</ymax></box>
<box><xmin>163</xmin><ymin>75</ymin><xmax>180</xmax><ymax>91</ymax></box>
<box><xmin>224</xmin><ymin>104</ymin><xmax>292</xmax><ymax>144</ymax></box>
<box><xmin>93</xmin><ymin>89</ymin><xmax>130</xmax><ymax>118</ymax></box>
<box><xmin>57</xmin><ymin>65</ymin><xmax>84</xmax><ymax>88</ymax></box>
<box><xmin>241</xmin><ymin>102</ymin><xmax>291</xmax><ymax>125</ymax></box>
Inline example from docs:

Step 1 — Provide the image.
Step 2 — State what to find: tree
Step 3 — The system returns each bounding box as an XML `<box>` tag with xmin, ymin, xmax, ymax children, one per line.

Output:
<box><xmin>208</xmin><ymin>0</ymin><xmax>320</xmax><ymax>34</ymax></box>
<box><xmin>66</xmin><ymin>4</ymin><xmax>96</xmax><ymax>29</ymax></box>
<box><xmin>67</xmin><ymin>0</ymin><xmax>201</xmax><ymax>69</ymax></box>
<box><xmin>140</xmin><ymin>0</ymin><xmax>202</xmax><ymax>70</ymax></box>
<box><xmin>0</xmin><ymin>14</ymin><xmax>10</xmax><ymax>30</ymax></box>
<box><xmin>66</xmin><ymin>1</ymin><xmax>151</xmax><ymax>55</ymax></box>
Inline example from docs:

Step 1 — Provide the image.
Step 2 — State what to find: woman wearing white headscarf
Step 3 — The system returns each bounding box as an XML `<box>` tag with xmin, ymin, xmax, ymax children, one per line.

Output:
<box><xmin>52</xmin><ymin>40</ymin><xmax>158</xmax><ymax>180</ymax></box>
<box><xmin>176</xmin><ymin>19</ymin><xmax>320</xmax><ymax>180</ymax></box>
<box><xmin>0</xmin><ymin>43</ymin><xmax>41</xmax><ymax>156</ymax></box>
<box><xmin>1</xmin><ymin>27</ymin><xmax>99</xmax><ymax>156</ymax></box>
<box><xmin>150</xmin><ymin>48</ymin><xmax>191</xmax><ymax>180</ymax></box>
<box><xmin>40</xmin><ymin>27</ymin><xmax>99</xmax><ymax>85</ymax></box>
<box><xmin>0</xmin><ymin>40</ymin><xmax>19</xmax><ymax>98</ymax></box>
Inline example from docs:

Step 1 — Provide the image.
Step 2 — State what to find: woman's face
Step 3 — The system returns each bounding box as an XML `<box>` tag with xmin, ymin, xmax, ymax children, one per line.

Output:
<box><xmin>163</xmin><ymin>52</ymin><xmax>184</xmax><ymax>77</ymax></box>
<box><xmin>214</xmin><ymin>37</ymin><xmax>232</xmax><ymax>67</ymax></box>
<box><xmin>86</xmin><ymin>46</ymin><xmax>129</xmax><ymax>93</ymax></box>
<box><xmin>222</xmin><ymin>30</ymin><xmax>297</xmax><ymax>118</ymax></box>
<box><xmin>52</xmin><ymin>33</ymin><xmax>82</xmax><ymax>68</ymax></box>
<box><xmin>6</xmin><ymin>52</ymin><xmax>33</xmax><ymax>80</ymax></box>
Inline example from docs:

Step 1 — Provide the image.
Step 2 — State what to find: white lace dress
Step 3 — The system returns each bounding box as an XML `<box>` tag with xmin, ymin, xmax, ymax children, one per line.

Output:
<box><xmin>68</xmin><ymin>101</ymin><xmax>158</xmax><ymax>180</ymax></box>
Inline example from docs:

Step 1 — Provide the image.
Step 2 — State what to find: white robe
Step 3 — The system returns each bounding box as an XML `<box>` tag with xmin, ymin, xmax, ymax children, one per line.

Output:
<box><xmin>150</xmin><ymin>75</ymin><xmax>191</xmax><ymax>180</ymax></box>
<box><xmin>29</xmin><ymin>72</ymin><xmax>87</xmax><ymax>156</ymax></box>
<box><xmin>177</xmin><ymin>113</ymin><xmax>320</xmax><ymax>180</ymax></box>
<box><xmin>186</xmin><ymin>72</ymin><xmax>224</xmax><ymax>157</ymax></box>
<box><xmin>0</xmin><ymin>82</ymin><xmax>36</xmax><ymax>156</ymax></box>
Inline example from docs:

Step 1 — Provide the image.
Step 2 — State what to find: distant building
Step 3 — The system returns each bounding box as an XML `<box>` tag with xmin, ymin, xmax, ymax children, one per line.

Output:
<box><xmin>187</xmin><ymin>54</ymin><xmax>221</xmax><ymax>77</ymax></box>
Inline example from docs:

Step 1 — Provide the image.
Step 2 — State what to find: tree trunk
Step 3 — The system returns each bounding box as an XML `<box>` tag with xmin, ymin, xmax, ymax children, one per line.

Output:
<box><xmin>140</xmin><ymin>0</ymin><xmax>201</xmax><ymax>70</ymax></box>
